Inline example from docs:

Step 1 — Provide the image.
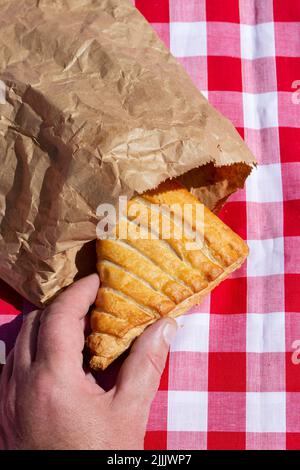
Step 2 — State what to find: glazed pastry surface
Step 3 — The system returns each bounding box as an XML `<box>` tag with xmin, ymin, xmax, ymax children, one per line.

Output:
<box><xmin>88</xmin><ymin>180</ymin><xmax>249</xmax><ymax>370</ymax></box>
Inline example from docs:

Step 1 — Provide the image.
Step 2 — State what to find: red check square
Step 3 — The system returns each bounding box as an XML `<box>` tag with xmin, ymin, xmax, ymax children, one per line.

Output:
<box><xmin>286</xmin><ymin>393</ymin><xmax>300</xmax><ymax>432</ymax></box>
<box><xmin>274</xmin><ymin>0</ymin><xmax>300</xmax><ymax>21</ymax></box>
<box><xmin>218</xmin><ymin>201</ymin><xmax>247</xmax><ymax>239</ymax></box>
<box><xmin>236</xmin><ymin>127</ymin><xmax>244</xmax><ymax>139</ymax></box>
<box><xmin>279</xmin><ymin>128</ymin><xmax>300</xmax><ymax>163</ymax></box>
<box><xmin>276</xmin><ymin>58</ymin><xmax>300</xmax><ymax>92</ymax></box>
<box><xmin>286</xmin><ymin>433</ymin><xmax>300</xmax><ymax>450</ymax></box>
<box><xmin>158</xmin><ymin>354</ymin><xmax>170</xmax><ymax>390</ymax></box>
<box><xmin>0</xmin><ymin>280</ymin><xmax>23</xmax><ymax>315</ymax></box>
<box><xmin>286</xmin><ymin>353</ymin><xmax>300</xmax><ymax>392</ymax></box>
<box><xmin>210</xmin><ymin>277</ymin><xmax>247</xmax><ymax>315</ymax></box>
<box><xmin>207</xmin><ymin>432</ymin><xmax>245</xmax><ymax>450</ymax></box>
<box><xmin>285</xmin><ymin>275</ymin><xmax>300</xmax><ymax>313</ymax></box>
<box><xmin>208</xmin><ymin>56</ymin><xmax>242</xmax><ymax>92</ymax></box>
<box><xmin>135</xmin><ymin>0</ymin><xmax>169</xmax><ymax>23</ymax></box>
<box><xmin>144</xmin><ymin>431</ymin><xmax>167</xmax><ymax>450</ymax></box>
<box><xmin>284</xmin><ymin>200</ymin><xmax>300</xmax><ymax>237</ymax></box>
<box><xmin>206</xmin><ymin>0</ymin><xmax>240</xmax><ymax>23</ymax></box>
<box><xmin>208</xmin><ymin>352</ymin><xmax>246</xmax><ymax>391</ymax></box>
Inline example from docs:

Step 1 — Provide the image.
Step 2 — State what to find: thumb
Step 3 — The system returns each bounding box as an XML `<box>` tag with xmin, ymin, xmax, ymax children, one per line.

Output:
<box><xmin>113</xmin><ymin>318</ymin><xmax>177</xmax><ymax>414</ymax></box>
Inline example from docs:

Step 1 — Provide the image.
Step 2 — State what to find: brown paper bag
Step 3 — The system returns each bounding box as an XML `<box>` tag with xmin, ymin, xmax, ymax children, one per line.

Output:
<box><xmin>0</xmin><ymin>0</ymin><xmax>256</xmax><ymax>306</ymax></box>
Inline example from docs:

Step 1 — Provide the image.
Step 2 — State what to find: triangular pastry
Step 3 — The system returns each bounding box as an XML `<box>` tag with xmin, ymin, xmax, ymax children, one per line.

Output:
<box><xmin>87</xmin><ymin>180</ymin><xmax>248</xmax><ymax>370</ymax></box>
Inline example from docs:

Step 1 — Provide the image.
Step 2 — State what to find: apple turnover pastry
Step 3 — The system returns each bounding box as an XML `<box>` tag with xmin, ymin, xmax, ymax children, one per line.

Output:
<box><xmin>87</xmin><ymin>180</ymin><xmax>248</xmax><ymax>370</ymax></box>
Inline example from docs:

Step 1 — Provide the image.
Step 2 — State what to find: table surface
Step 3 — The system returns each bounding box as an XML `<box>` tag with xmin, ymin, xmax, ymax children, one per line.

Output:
<box><xmin>1</xmin><ymin>0</ymin><xmax>300</xmax><ymax>450</ymax></box>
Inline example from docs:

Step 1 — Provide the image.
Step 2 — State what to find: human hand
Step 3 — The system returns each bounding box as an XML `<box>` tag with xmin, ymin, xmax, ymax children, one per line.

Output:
<box><xmin>0</xmin><ymin>274</ymin><xmax>177</xmax><ymax>449</ymax></box>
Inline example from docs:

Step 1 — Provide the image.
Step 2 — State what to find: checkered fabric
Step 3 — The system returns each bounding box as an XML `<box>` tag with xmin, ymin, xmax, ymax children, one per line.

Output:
<box><xmin>0</xmin><ymin>0</ymin><xmax>300</xmax><ymax>450</ymax></box>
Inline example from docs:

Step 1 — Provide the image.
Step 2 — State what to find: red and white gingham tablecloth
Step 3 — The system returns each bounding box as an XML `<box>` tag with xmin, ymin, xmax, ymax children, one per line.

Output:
<box><xmin>0</xmin><ymin>0</ymin><xmax>300</xmax><ymax>450</ymax></box>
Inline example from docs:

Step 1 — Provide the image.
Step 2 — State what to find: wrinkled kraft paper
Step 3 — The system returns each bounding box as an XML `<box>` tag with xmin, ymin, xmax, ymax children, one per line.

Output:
<box><xmin>0</xmin><ymin>0</ymin><xmax>256</xmax><ymax>306</ymax></box>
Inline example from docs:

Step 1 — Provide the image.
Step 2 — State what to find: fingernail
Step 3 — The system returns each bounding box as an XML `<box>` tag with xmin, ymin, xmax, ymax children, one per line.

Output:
<box><xmin>162</xmin><ymin>321</ymin><xmax>178</xmax><ymax>345</ymax></box>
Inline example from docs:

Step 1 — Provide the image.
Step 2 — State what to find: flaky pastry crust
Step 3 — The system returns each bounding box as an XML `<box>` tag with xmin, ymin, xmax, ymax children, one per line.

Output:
<box><xmin>87</xmin><ymin>180</ymin><xmax>249</xmax><ymax>370</ymax></box>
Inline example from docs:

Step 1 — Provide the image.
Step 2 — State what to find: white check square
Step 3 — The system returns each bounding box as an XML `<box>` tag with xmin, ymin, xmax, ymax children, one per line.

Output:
<box><xmin>246</xmin><ymin>163</ymin><xmax>283</xmax><ymax>203</ymax></box>
<box><xmin>247</xmin><ymin>312</ymin><xmax>285</xmax><ymax>352</ymax></box>
<box><xmin>247</xmin><ymin>238</ymin><xmax>284</xmax><ymax>277</ymax></box>
<box><xmin>240</xmin><ymin>23</ymin><xmax>275</xmax><ymax>59</ymax></box>
<box><xmin>246</xmin><ymin>392</ymin><xmax>286</xmax><ymax>432</ymax></box>
<box><xmin>171</xmin><ymin>313</ymin><xmax>210</xmax><ymax>352</ymax></box>
<box><xmin>243</xmin><ymin>92</ymin><xmax>278</xmax><ymax>129</ymax></box>
<box><xmin>168</xmin><ymin>391</ymin><xmax>208</xmax><ymax>431</ymax></box>
<box><xmin>170</xmin><ymin>22</ymin><xmax>207</xmax><ymax>57</ymax></box>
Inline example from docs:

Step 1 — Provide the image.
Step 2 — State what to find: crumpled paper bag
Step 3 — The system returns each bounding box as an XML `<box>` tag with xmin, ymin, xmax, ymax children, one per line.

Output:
<box><xmin>0</xmin><ymin>0</ymin><xmax>256</xmax><ymax>306</ymax></box>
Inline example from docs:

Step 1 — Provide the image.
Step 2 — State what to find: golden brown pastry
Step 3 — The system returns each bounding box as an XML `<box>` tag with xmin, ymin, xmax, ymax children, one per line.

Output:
<box><xmin>87</xmin><ymin>180</ymin><xmax>249</xmax><ymax>370</ymax></box>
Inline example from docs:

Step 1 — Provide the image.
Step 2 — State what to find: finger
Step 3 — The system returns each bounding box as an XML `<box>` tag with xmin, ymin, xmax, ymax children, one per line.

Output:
<box><xmin>36</xmin><ymin>274</ymin><xmax>99</xmax><ymax>370</ymax></box>
<box><xmin>12</xmin><ymin>310</ymin><xmax>42</xmax><ymax>373</ymax></box>
<box><xmin>45</xmin><ymin>274</ymin><xmax>100</xmax><ymax>320</ymax></box>
<box><xmin>114</xmin><ymin>319</ymin><xmax>177</xmax><ymax>420</ymax></box>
